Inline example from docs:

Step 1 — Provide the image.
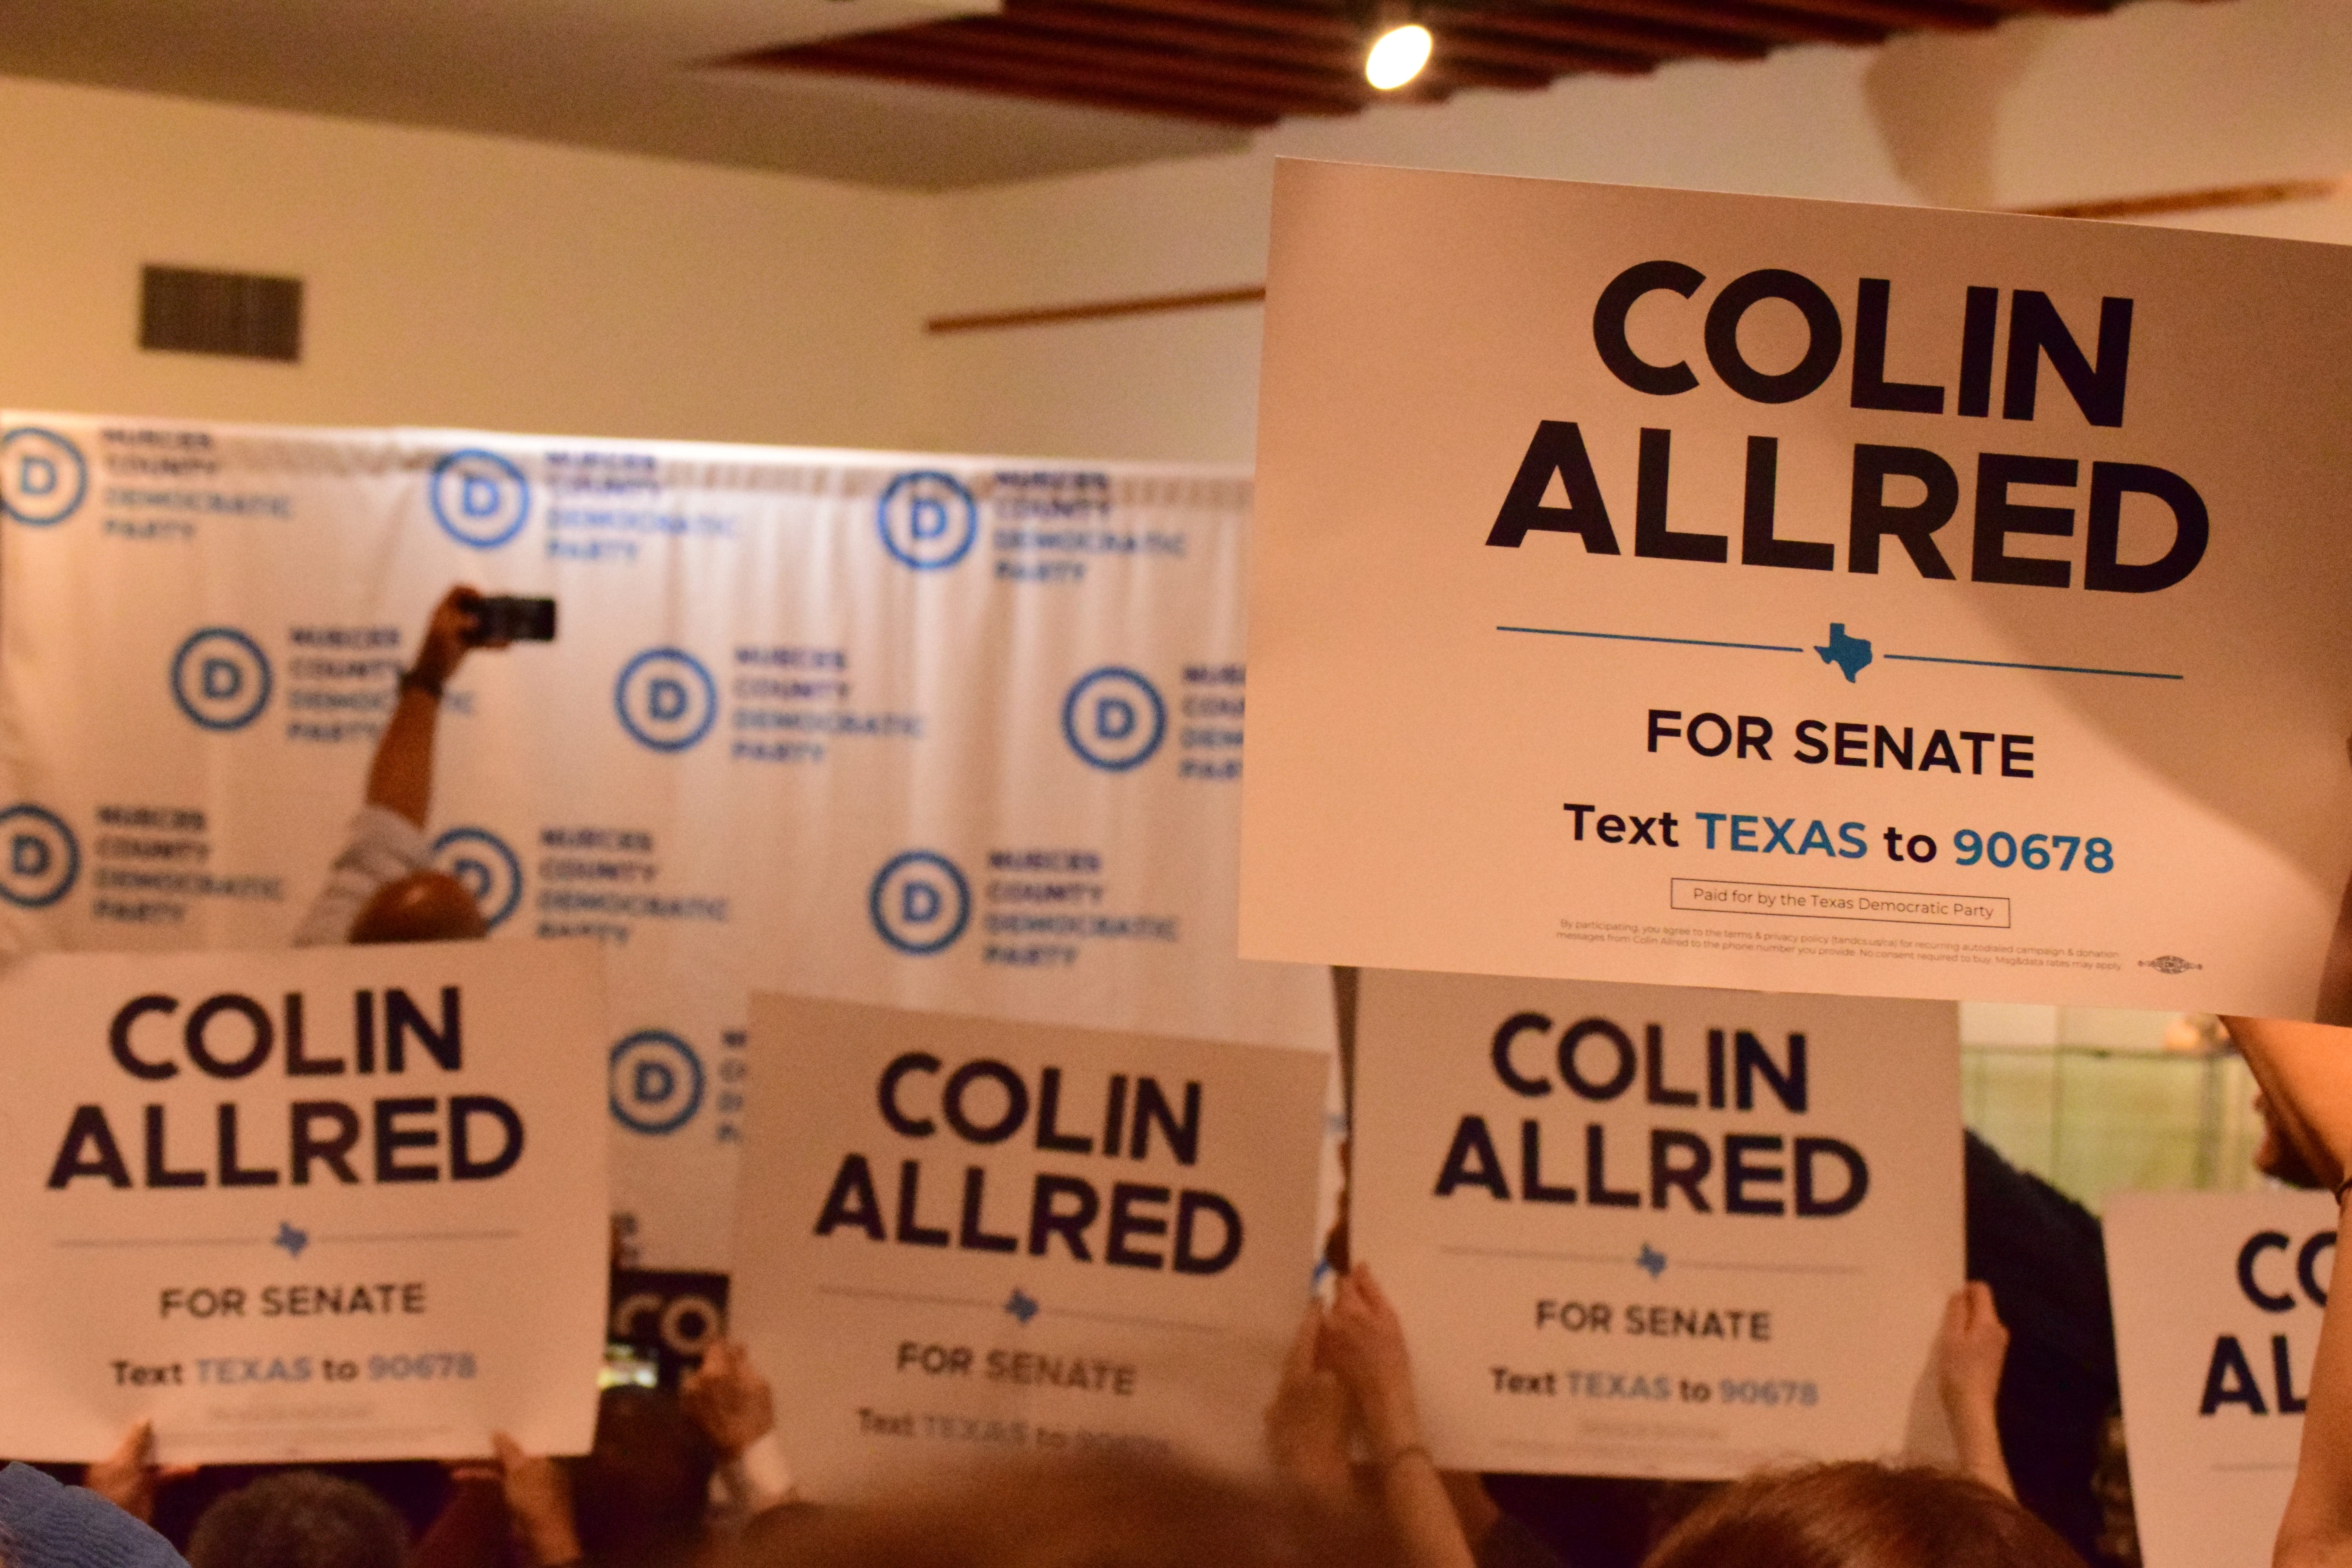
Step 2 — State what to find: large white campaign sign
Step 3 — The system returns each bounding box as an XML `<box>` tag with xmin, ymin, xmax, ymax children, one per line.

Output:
<box><xmin>2107</xmin><ymin>1191</ymin><xmax>2338</xmax><ymax>1568</ymax></box>
<box><xmin>1241</xmin><ymin>161</ymin><xmax>2352</xmax><ymax>1017</ymax></box>
<box><xmin>1351</xmin><ymin>969</ymin><xmax>1961</xmax><ymax>1477</ymax></box>
<box><xmin>0</xmin><ymin>413</ymin><xmax>1334</xmax><ymax>1266</ymax></box>
<box><xmin>0</xmin><ymin>942</ymin><xmax>607</xmax><ymax>1463</ymax></box>
<box><xmin>731</xmin><ymin>995</ymin><xmax>1328</xmax><ymax>1497</ymax></box>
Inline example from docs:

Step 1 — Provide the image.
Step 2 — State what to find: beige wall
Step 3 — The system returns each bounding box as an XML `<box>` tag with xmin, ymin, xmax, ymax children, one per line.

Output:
<box><xmin>916</xmin><ymin>0</ymin><xmax>2352</xmax><ymax>464</ymax></box>
<box><xmin>0</xmin><ymin>76</ymin><xmax>929</xmax><ymax>449</ymax></box>
<box><xmin>5</xmin><ymin>0</ymin><xmax>2349</xmax><ymax>465</ymax></box>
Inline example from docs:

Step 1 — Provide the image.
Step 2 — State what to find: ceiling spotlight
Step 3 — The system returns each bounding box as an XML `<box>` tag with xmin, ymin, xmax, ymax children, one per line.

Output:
<box><xmin>1365</xmin><ymin>22</ymin><xmax>1432</xmax><ymax>91</ymax></box>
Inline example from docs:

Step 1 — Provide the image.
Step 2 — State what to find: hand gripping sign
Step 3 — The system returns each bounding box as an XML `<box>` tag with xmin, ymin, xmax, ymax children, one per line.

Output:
<box><xmin>1349</xmin><ymin>969</ymin><xmax>1961</xmax><ymax>1477</ymax></box>
<box><xmin>0</xmin><ymin>942</ymin><xmax>608</xmax><ymax>1463</ymax></box>
<box><xmin>1241</xmin><ymin>161</ymin><xmax>2352</xmax><ymax>1016</ymax></box>
<box><xmin>730</xmin><ymin>995</ymin><xmax>1329</xmax><ymax>1497</ymax></box>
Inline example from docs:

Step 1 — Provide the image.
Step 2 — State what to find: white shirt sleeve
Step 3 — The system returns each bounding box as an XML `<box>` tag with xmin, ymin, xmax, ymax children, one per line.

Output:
<box><xmin>709</xmin><ymin>1431</ymin><xmax>796</xmax><ymax>1522</ymax></box>
<box><xmin>290</xmin><ymin>805</ymin><xmax>435</xmax><ymax>946</ymax></box>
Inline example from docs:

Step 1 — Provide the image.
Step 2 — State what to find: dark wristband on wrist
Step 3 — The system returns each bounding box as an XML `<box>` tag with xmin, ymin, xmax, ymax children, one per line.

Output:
<box><xmin>398</xmin><ymin>667</ymin><xmax>444</xmax><ymax>701</ymax></box>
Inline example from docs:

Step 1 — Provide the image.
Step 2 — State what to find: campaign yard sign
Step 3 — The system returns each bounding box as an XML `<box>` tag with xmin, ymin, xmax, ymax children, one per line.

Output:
<box><xmin>731</xmin><ymin>995</ymin><xmax>1328</xmax><ymax>1497</ymax></box>
<box><xmin>2107</xmin><ymin>1191</ymin><xmax>2339</xmax><ymax>1568</ymax></box>
<box><xmin>1351</xmin><ymin>970</ymin><xmax>1960</xmax><ymax>1477</ymax></box>
<box><xmin>0</xmin><ymin>942</ymin><xmax>608</xmax><ymax>1463</ymax></box>
<box><xmin>1241</xmin><ymin>160</ymin><xmax>2352</xmax><ymax>1018</ymax></box>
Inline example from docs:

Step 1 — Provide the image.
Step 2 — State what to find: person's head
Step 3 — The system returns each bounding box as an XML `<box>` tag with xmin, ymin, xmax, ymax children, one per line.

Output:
<box><xmin>347</xmin><ymin>869</ymin><xmax>488</xmax><ymax>944</ymax></box>
<box><xmin>733</xmin><ymin>1457</ymin><xmax>1398</xmax><ymax>1568</ymax></box>
<box><xmin>571</xmin><ymin>1386</ymin><xmax>722</xmax><ymax>1565</ymax></box>
<box><xmin>185</xmin><ymin>1470</ymin><xmax>405</xmax><ymax>1568</ymax></box>
<box><xmin>0</xmin><ymin>1460</ymin><xmax>185</xmax><ymax>1568</ymax></box>
<box><xmin>1642</xmin><ymin>1462</ymin><xmax>2083</xmax><ymax>1568</ymax></box>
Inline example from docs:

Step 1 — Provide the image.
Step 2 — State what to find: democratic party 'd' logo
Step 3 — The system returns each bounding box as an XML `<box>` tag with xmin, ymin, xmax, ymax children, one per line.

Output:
<box><xmin>1062</xmin><ymin>666</ymin><xmax>1166</xmax><ymax>771</ymax></box>
<box><xmin>432</xmin><ymin>826</ymin><xmax>522</xmax><ymax>931</ymax></box>
<box><xmin>615</xmin><ymin>648</ymin><xmax>716</xmax><ymax>752</ymax></box>
<box><xmin>2</xmin><ymin>428</ymin><xmax>88</xmax><ymax>526</ymax></box>
<box><xmin>869</xmin><ymin>849</ymin><xmax>970</xmax><ymax>955</ymax></box>
<box><xmin>429</xmin><ymin>449</ymin><xmax>531</xmax><ymax>550</ymax></box>
<box><xmin>876</xmin><ymin>470</ymin><xmax>977</xmax><ymax>570</ymax></box>
<box><xmin>171</xmin><ymin>628</ymin><xmax>273</xmax><ymax>732</ymax></box>
<box><xmin>610</xmin><ymin>1029</ymin><xmax>706</xmax><ymax>1135</ymax></box>
<box><xmin>0</xmin><ymin>804</ymin><xmax>79</xmax><ymax>908</ymax></box>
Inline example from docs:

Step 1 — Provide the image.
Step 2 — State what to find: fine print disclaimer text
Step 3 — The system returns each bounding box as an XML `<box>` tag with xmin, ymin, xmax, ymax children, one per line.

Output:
<box><xmin>1557</xmin><ymin>902</ymin><xmax>2122</xmax><ymax>975</ymax></box>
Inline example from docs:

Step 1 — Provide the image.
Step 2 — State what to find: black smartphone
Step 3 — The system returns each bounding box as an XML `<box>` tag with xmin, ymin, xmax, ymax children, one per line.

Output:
<box><xmin>466</xmin><ymin>595</ymin><xmax>557</xmax><ymax>644</ymax></box>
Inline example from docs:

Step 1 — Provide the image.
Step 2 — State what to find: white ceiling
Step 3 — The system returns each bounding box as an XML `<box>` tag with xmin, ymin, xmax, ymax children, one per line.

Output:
<box><xmin>0</xmin><ymin>0</ymin><xmax>1249</xmax><ymax>189</ymax></box>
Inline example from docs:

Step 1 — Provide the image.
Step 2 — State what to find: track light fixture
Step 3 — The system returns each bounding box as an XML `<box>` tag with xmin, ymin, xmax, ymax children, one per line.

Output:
<box><xmin>1365</xmin><ymin>19</ymin><xmax>1432</xmax><ymax>90</ymax></box>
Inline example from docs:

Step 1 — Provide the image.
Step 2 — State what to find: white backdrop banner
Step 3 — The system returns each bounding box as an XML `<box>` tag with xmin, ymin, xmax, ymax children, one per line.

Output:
<box><xmin>1242</xmin><ymin>160</ymin><xmax>2352</xmax><ymax>1018</ymax></box>
<box><xmin>0</xmin><ymin>942</ymin><xmax>607</xmax><ymax>1463</ymax></box>
<box><xmin>0</xmin><ymin>414</ymin><xmax>1334</xmax><ymax>1267</ymax></box>
<box><xmin>2107</xmin><ymin>1190</ymin><xmax>2338</xmax><ymax>1568</ymax></box>
<box><xmin>1351</xmin><ymin>969</ymin><xmax>1961</xmax><ymax>1478</ymax></box>
<box><xmin>732</xmin><ymin>994</ymin><xmax>1328</xmax><ymax>1497</ymax></box>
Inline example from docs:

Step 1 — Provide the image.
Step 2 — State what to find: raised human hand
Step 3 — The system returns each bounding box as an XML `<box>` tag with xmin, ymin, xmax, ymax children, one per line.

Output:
<box><xmin>82</xmin><ymin>1417</ymin><xmax>197</xmax><ymax>1523</ymax></box>
<box><xmin>1322</xmin><ymin>1262</ymin><xmax>1422</xmax><ymax>1459</ymax></box>
<box><xmin>682</xmin><ymin>1338</ymin><xmax>776</xmax><ymax>1460</ymax></box>
<box><xmin>1265</xmin><ymin>1299</ymin><xmax>1353</xmax><ymax>1502</ymax></box>
<box><xmin>1936</xmin><ymin>1282</ymin><xmax>2016</xmax><ymax>1499</ymax></box>
<box><xmin>494</xmin><ymin>1431</ymin><xmax>583</xmax><ymax>1566</ymax></box>
<box><xmin>412</xmin><ymin>585</ymin><xmax>490</xmax><ymax>690</ymax></box>
<box><xmin>1936</xmin><ymin>1281</ymin><xmax>2009</xmax><ymax>1416</ymax></box>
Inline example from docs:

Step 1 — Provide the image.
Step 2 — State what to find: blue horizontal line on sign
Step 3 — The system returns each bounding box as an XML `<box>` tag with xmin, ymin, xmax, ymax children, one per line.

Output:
<box><xmin>1441</xmin><ymin>1244</ymin><xmax>1858</xmax><ymax>1277</ymax></box>
<box><xmin>1045</xmin><ymin>1305</ymin><xmax>1223</xmax><ymax>1334</ymax></box>
<box><xmin>1677</xmin><ymin>1259</ymin><xmax>1863</xmax><ymax>1277</ymax></box>
<box><xmin>818</xmin><ymin>1284</ymin><xmax>997</xmax><ymax>1312</ymax></box>
<box><xmin>1497</xmin><ymin>626</ymin><xmax>1804</xmax><ymax>654</ymax></box>
<box><xmin>54</xmin><ymin>1236</ymin><xmax>257</xmax><ymax>1249</ymax></box>
<box><xmin>315</xmin><ymin>1230</ymin><xmax>519</xmax><ymax>1244</ymax></box>
<box><xmin>1885</xmin><ymin>652</ymin><xmax>2183</xmax><ymax>681</ymax></box>
<box><xmin>1440</xmin><ymin>1245</ymin><xmax>1634</xmax><ymax>1266</ymax></box>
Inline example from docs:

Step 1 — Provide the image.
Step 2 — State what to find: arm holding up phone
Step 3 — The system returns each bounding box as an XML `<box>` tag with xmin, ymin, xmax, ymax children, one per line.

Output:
<box><xmin>368</xmin><ymin>586</ymin><xmax>503</xmax><ymax>830</ymax></box>
<box><xmin>292</xmin><ymin>585</ymin><xmax>537</xmax><ymax>946</ymax></box>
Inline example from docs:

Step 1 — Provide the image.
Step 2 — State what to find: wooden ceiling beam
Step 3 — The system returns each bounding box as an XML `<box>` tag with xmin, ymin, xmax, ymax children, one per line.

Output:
<box><xmin>752</xmin><ymin>0</ymin><xmax>2115</xmax><ymax>131</ymax></box>
<box><xmin>860</xmin><ymin>24</ymin><xmax>1368</xmax><ymax>114</ymax></box>
<box><xmin>1423</xmin><ymin>52</ymin><xmax>1558</xmax><ymax>89</ymax></box>
<box><xmin>1059</xmin><ymin>0</ymin><xmax>1659</xmax><ymax>79</ymax></box>
<box><xmin>1004</xmin><ymin>0</ymin><xmax>1365</xmax><ymax>72</ymax></box>
<box><xmin>936</xmin><ymin>17</ymin><xmax>1374</xmax><ymax>106</ymax></box>
<box><xmin>1434</xmin><ymin>28</ymin><xmax>1654</xmax><ymax>74</ymax></box>
<box><xmin>1426</xmin><ymin>5</ymin><xmax>1769</xmax><ymax>61</ymax></box>
<box><xmin>769</xmin><ymin>46</ymin><xmax>1281</xmax><ymax>124</ymax></box>
<box><xmin>1073</xmin><ymin>0</ymin><xmax>1363</xmax><ymax>44</ymax></box>
<box><xmin>1507</xmin><ymin>0</ymin><xmax>1883</xmax><ymax>47</ymax></box>
<box><xmin>1752</xmin><ymin>0</ymin><xmax>1997</xmax><ymax>31</ymax></box>
<box><xmin>1009</xmin><ymin>0</ymin><xmax>1864</xmax><ymax>59</ymax></box>
<box><xmin>976</xmin><ymin>15</ymin><xmax>1371</xmax><ymax>96</ymax></box>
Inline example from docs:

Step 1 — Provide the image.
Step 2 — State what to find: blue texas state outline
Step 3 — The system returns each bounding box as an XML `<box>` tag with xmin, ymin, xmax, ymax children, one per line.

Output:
<box><xmin>1815</xmin><ymin>623</ymin><xmax>1873</xmax><ymax>682</ymax></box>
